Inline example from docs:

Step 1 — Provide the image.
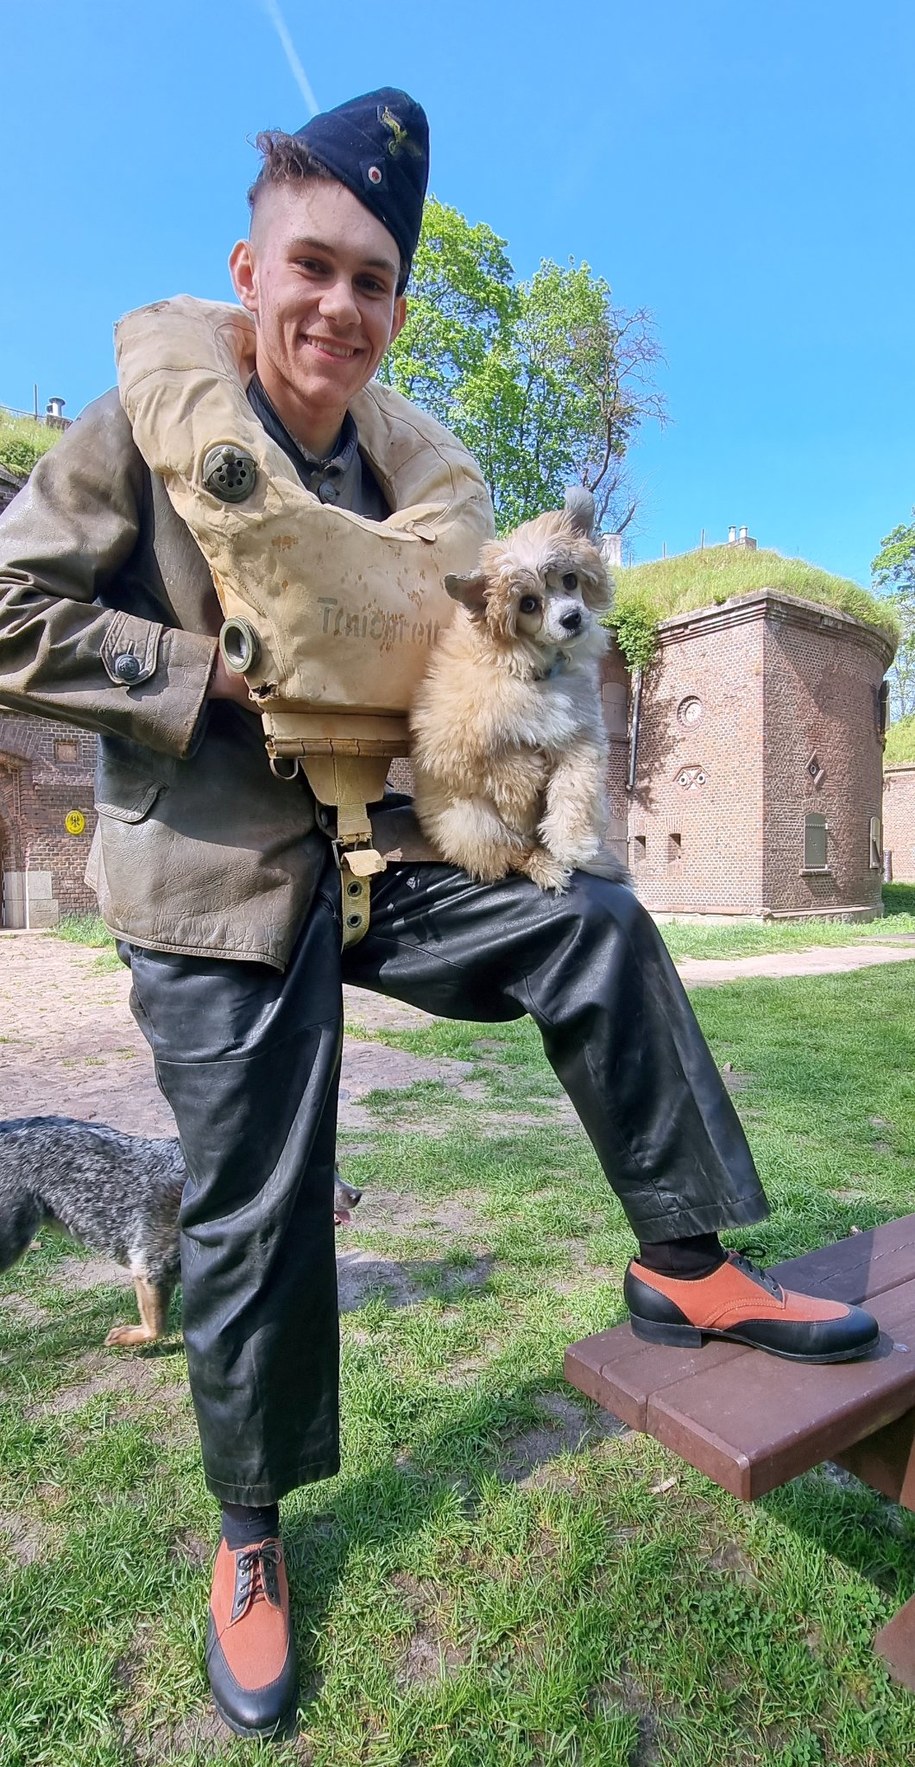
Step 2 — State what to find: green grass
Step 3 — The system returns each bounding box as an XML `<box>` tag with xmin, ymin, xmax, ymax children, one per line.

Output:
<box><xmin>657</xmin><ymin>885</ymin><xmax>915</xmax><ymax>961</ymax></box>
<box><xmin>614</xmin><ymin>546</ymin><xmax>898</xmax><ymax>644</ymax></box>
<box><xmin>0</xmin><ymin>412</ymin><xmax>61</xmax><ymax>479</ymax></box>
<box><xmin>54</xmin><ymin>913</ymin><xmax>121</xmax><ymax>973</ymax></box>
<box><xmin>55</xmin><ymin>913</ymin><xmax>115</xmax><ymax>948</ymax></box>
<box><xmin>2</xmin><ymin>965</ymin><xmax>915</xmax><ymax>1762</ymax></box>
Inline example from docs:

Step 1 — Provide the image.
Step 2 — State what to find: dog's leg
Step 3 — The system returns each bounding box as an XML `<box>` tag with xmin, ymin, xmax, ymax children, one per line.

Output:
<box><xmin>539</xmin><ymin>739</ymin><xmax>608</xmax><ymax>867</ymax></box>
<box><xmin>515</xmin><ymin>846</ymin><xmax>572</xmax><ymax>891</ymax></box>
<box><xmin>428</xmin><ymin>795</ymin><xmax>531</xmax><ymax>882</ymax></box>
<box><xmin>105</xmin><ymin>1276</ymin><xmax>173</xmax><ymax>1347</ymax></box>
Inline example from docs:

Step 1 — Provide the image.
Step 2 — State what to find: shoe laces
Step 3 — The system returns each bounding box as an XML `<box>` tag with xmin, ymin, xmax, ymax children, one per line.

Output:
<box><xmin>730</xmin><ymin>1244</ymin><xmax>784</xmax><ymax>1301</ymax></box>
<box><xmin>231</xmin><ymin>1543</ymin><xmax>282</xmax><ymax>1621</ymax></box>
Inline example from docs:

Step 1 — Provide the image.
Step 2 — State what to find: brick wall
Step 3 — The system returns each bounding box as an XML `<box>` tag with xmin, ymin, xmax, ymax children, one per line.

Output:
<box><xmin>629</xmin><ymin>603</ymin><xmax>765</xmax><ymax>914</ymax></box>
<box><xmin>761</xmin><ymin>600</ymin><xmax>888</xmax><ymax>915</ymax></box>
<box><xmin>628</xmin><ymin>592</ymin><xmax>890</xmax><ymax>918</ymax></box>
<box><xmin>883</xmin><ymin>765</ymin><xmax>915</xmax><ymax>883</ymax></box>
<box><xmin>0</xmin><ymin>712</ymin><xmax>98</xmax><ymax>925</ymax></box>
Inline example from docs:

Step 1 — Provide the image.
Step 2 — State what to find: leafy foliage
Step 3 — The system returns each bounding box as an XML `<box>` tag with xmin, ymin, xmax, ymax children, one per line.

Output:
<box><xmin>872</xmin><ymin>510</ymin><xmax>915</xmax><ymax>718</ymax></box>
<box><xmin>884</xmin><ymin>712</ymin><xmax>915</xmax><ymax>764</ymax></box>
<box><xmin>0</xmin><ymin>412</ymin><xmax>60</xmax><ymax>478</ymax></box>
<box><xmin>380</xmin><ymin>199</ymin><xmax>665</xmax><ymax>533</ymax></box>
<box><xmin>608</xmin><ymin>544</ymin><xmax>899</xmax><ymax>670</ymax></box>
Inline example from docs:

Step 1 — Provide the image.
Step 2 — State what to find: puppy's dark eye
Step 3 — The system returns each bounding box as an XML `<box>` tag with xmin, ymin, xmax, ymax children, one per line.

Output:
<box><xmin>519</xmin><ymin>595</ymin><xmax>540</xmax><ymax>615</ymax></box>
<box><xmin>562</xmin><ymin>572</ymin><xmax>578</xmax><ymax>591</ymax></box>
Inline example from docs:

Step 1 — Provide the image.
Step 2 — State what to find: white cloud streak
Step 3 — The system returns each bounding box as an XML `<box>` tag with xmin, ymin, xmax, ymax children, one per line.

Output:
<box><xmin>259</xmin><ymin>0</ymin><xmax>320</xmax><ymax>118</ymax></box>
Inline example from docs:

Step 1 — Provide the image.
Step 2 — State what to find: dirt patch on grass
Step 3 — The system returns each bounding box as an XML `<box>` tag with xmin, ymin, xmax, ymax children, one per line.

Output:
<box><xmin>593</xmin><ymin>1669</ymin><xmax>661</xmax><ymax>1765</ymax></box>
<box><xmin>52</xmin><ymin>1254</ymin><xmax>133</xmax><ymax>1292</ymax></box>
<box><xmin>338</xmin><ymin>1249</ymin><xmax>495</xmax><ymax>1312</ymax></box>
<box><xmin>28</xmin><ymin>1346</ymin><xmax>180</xmax><ymax>1419</ymax></box>
<box><xmin>390</xmin><ymin>1572</ymin><xmax>468</xmax><ymax>1687</ymax></box>
<box><xmin>0</xmin><ymin>1508</ymin><xmax>56</xmax><ymax>1566</ymax></box>
<box><xmin>496</xmin><ymin>1390</ymin><xmax>628</xmax><ymax>1484</ymax></box>
<box><xmin>121</xmin><ymin>1700</ymin><xmax>230</xmax><ymax>1765</ymax></box>
<box><xmin>337</xmin><ymin>1250</ymin><xmax>426</xmax><ymax>1312</ymax></box>
<box><xmin>0</xmin><ymin>1293</ymin><xmax>49</xmax><ymax>1325</ymax></box>
<box><xmin>356</xmin><ymin>1189</ymin><xmax>490</xmax><ymax>1236</ymax></box>
<box><xmin>396</xmin><ymin>1628</ymin><xmax>468</xmax><ymax>1687</ymax></box>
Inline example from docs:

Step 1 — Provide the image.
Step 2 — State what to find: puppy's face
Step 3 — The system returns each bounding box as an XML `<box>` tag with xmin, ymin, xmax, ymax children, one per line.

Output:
<box><xmin>446</xmin><ymin>509</ymin><xmax>611</xmax><ymax>653</ymax></box>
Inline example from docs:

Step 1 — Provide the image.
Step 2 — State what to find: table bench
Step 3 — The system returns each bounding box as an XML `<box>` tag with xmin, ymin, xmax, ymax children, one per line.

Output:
<box><xmin>564</xmin><ymin>1214</ymin><xmax>915</xmax><ymax>1691</ymax></box>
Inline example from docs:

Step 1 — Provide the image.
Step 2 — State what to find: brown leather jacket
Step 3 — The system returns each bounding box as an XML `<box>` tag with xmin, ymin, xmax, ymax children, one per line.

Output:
<box><xmin>0</xmin><ymin>390</ymin><xmax>332</xmax><ymax>967</ymax></box>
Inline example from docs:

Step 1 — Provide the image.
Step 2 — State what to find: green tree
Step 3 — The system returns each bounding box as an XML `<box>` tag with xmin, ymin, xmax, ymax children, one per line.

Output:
<box><xmin>873</xmin><ymin>510</ymin><xmax>915</xmax><ymax>718</ymax></box>
<box><xmin>380</xmin><ymin>199</ymin><xmax>665</xmax><ymax>533</ymax></box>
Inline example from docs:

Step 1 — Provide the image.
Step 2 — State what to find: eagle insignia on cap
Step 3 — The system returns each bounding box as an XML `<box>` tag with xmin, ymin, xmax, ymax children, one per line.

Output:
<box><xmin>380</xmin><ymin>105</ymin><xmax>421</xmax><ymax>158</ymax></box>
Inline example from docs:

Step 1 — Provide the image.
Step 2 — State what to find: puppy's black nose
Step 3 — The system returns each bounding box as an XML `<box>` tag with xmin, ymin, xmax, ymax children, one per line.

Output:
<box><xmin>560</xmin><ymin>608</ymin><xmax>583</xmax><ymax>632</ymax></box>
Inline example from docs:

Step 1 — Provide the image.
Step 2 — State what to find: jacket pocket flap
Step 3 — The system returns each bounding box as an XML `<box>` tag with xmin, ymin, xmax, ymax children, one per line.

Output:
<box><xmin>95</xmin><ymin>783</ymin><xmax>162</xmax><ymax>823</ymax></box>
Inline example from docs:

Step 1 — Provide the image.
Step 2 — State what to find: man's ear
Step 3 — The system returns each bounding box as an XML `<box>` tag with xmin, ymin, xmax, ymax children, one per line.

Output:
<box><xmin>444</xmin><ymin>571</ymin><xmax>488</xmax><ymax>618</ymax></box>
<box><xmin>229</xmin><ymin>239</ymin><xmax>258</xmax><ymax>314</ymax></box>
<box><xmin>389</xmin><ymin>294</ymin><xmax>408</xmax><ymax>345</ymax></box>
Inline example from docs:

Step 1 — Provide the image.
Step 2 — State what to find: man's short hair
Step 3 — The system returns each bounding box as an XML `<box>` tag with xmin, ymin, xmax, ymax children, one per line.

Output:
<box><xmin>248</xmin><ymin>131</ymin><xmax>411</xmax><ymax>294</ymax></box>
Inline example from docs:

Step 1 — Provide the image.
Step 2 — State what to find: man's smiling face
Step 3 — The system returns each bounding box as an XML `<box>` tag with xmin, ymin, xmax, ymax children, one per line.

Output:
<box><xmin>229</xmin><ymin>178</ymin><xmax>407</xmax><ymax>455</ymax></box>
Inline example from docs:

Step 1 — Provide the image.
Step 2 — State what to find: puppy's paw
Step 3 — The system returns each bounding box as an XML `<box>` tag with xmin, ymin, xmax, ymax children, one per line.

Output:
<box><xmin>520</xmin><ymin>848</ymin><xmax>572</xmax><ymax>892</ymax></box>
<box><xmin>104</xmin><ymin>1323</ymin><xmax>159</xmax><ymax>1348</ymax></box>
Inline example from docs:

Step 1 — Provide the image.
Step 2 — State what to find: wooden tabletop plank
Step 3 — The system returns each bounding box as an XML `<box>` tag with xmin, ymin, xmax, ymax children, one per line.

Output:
<box><xmin>769</xmin><ymin>1215</ymin><xmax>915</xmax><ymax>1305</ymax></box>
<box><xmin>564</xmin><ymin>1328</ymin><xmax>744</xmax><ymax>1429</ymax></box>
<box><xmin>564</xmin><ymin>1216</ymin><xmax>915</xmax><ymax>1430</ymax></box>
<box><xmin>646</xmin><ymin>1277</ymin><xmax>915</xmax><ymax>1499</ymax></box>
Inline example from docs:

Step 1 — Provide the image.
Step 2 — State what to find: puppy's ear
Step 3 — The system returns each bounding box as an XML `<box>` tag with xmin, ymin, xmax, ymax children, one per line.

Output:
<box><xmin>444</xmin><ymin>571</ymin><xmax>488</xmax><ymax>619</ymax></box>
<box><xmin>579</xmin><ymin>559</ymin><xmax>614</xmax><ymax>614</ymax></box>
<box><xmin>563</xmin><ymin>486</ymin><xmax>596</xmax><ymax>538</ymax></box>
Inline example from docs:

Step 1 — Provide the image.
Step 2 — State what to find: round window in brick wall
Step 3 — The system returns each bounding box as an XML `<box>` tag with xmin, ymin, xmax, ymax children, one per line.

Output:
<box><xmin>677</xmin><ymin>696</ymin><xmax>703</xmax><ymax>725</ymax></box>
<box><xmin>677</xmin><ymin>765</ymin><xmax>707</xmax><ymax>789</ymax></box>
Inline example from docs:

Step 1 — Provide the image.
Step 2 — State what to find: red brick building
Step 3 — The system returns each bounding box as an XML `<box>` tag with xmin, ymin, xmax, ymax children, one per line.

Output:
<box><xmin>0</xmin><ymin>712</ymin><xmax>97</xmax><ymax>926</ymax></box>
<box><xmin>626</xmin><ymin>591</ymin><xmax>892</xmax><ymax>919</ymax></box>
<box><xmin>883</xmin><ymin>765</ymin><xmax>915</xmax><ymax>883</ymax></box>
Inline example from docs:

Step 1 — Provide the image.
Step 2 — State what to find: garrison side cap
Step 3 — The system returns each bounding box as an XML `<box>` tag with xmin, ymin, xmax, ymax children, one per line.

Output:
<box><xmin>293</xmin><ymin>88</ymin><xmax>429</xmax><ymax>277</ymax></box>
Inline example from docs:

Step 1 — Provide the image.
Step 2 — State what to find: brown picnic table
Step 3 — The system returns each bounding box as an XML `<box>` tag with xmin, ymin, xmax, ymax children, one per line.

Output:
<box><xmin>565</xmin><ymin>1214</ymin><xmax>915</xmax><ymax>1691</ymax></box>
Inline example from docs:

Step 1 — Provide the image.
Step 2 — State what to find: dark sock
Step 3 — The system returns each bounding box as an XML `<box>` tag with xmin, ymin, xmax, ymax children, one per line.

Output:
<box><xmin>220</xmin><ymin>1501</ymin><xmax>280</xmax><ymax>1549</ymax></box>
<box><xmin>637</xmin><ymin>1232</ymin><xmax>726</xmax><ymax>1280</ymax></box>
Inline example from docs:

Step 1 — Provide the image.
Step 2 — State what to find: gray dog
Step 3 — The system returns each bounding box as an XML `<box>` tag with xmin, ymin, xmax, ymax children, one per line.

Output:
<box><xmin>0</xmin><ymin>1117</ymin><xmax>362</xmax><ymax>1347</ymax></box>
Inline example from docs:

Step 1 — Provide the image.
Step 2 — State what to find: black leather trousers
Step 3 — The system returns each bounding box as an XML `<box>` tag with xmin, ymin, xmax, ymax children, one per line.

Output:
<box><xmin>124</xmin><ymin>859</ymin><xmax>769</xmax><ymax>1504</ymax></box>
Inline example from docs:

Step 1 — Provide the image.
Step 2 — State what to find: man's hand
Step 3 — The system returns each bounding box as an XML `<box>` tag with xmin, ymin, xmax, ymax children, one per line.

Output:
<box><xmin>207</xmin><ymin>651</ymin><xmax>256</xmax><ymax>709</ymax></box>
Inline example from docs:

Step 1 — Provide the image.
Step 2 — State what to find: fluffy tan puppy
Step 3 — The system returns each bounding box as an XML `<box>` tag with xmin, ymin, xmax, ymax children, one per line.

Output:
<box><xmin>410</xmin><ymin>491</ymin><xmax>614</xmax><ymax>890</ymax></box>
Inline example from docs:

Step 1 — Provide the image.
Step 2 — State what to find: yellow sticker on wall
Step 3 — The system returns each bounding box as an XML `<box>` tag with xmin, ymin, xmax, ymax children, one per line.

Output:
<box><xmin>65</xmin><ymin>810</ymin><xmax>86</xmax><ymax>836</ymax></box>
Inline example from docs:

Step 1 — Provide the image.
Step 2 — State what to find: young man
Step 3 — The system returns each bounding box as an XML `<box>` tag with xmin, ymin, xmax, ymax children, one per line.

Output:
<box><xmin>0</xmin><ymin>90</ymin><xmax>878</xmax><ymax>1740</ymax></box>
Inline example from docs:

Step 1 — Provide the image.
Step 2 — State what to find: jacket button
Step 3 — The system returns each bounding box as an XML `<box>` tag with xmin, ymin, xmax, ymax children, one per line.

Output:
<box><xmin>202</xmin><ymin>444</ymin><xmax>257</xmax><ymax>503</ymax></box>
<box><xmin>318</xmin><ymin>479</ymin><xmax>339</xmax><ymax>504</ymax></box>
<box><xmin>114</xmin><ymin>652</ymin><xmax>142</xmax><ymax>683</ymax></box>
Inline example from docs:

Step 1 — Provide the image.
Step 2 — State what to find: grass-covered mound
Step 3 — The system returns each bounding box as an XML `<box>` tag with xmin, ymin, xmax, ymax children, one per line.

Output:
<box><xmin>885</xmin><ymin>714</ymin><xmax>915</xmax><ymax>765</ymax></box>
<box><xmin>610</xmin><ymin>544</ymin><xmax>900</xmax><ymax>670</ymax></box>
<box><xmin>0</xmin><ymin>412</ymin><xmax>61</xmax><ymax>479</ymax></box>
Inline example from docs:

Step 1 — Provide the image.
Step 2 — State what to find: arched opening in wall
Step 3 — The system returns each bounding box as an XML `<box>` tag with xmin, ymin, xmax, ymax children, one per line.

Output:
<box><xmin>0</xmin><ymin>760</ymin><xmax>25</xmax><ymax>928</ymax></box>
<box><xmin>0</xmin><ymin>809</ymin><xmax>18</xmax><ymax>928</ymax></box>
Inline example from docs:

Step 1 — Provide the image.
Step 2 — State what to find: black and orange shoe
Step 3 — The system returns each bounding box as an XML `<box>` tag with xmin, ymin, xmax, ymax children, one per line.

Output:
<box><xmin>206</xmin><ymin>1538</ymin><xmax>298</xmax><ymax>1738</ymax></box>
<box><xmin>624</xmin><ymin>1250</ymin><xmax>880</xmax><ymax>1363</ymax></box>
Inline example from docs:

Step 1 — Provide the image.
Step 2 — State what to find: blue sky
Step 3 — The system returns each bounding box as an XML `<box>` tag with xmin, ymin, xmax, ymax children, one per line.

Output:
<box><xmin>4</xmin><ymin>0</ymin><xmax>913</xmax><ymax>585</ymax></box>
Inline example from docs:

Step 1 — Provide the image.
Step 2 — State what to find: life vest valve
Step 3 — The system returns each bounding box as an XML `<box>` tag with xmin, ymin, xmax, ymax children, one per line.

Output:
<box><xmin>220</xmin><ymin>617</ymin><xmax>261</xmax><ymax>675</ymax></box>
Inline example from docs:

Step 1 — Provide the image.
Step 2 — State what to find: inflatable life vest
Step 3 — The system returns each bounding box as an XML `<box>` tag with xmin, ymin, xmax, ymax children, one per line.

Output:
<box><xmin>115</xmin><ymin>296</ymin><xmax>494</xmax><ymax>940</ymax></box>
